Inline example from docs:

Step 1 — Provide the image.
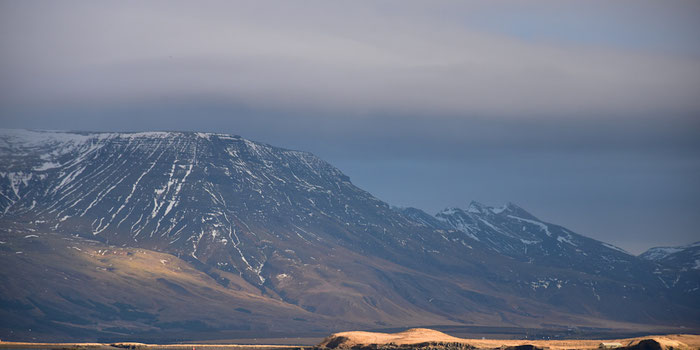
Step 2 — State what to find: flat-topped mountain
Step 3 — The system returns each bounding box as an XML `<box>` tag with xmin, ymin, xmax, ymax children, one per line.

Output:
<box><xmin>0</xmin><ymin>129</ymin><xmax>697</xmax><ymax>341</ymax></box>
<box><xmin>0</xmin><ymin>130</ymin><xmax>414</xmax><ymax>280</ymax></box>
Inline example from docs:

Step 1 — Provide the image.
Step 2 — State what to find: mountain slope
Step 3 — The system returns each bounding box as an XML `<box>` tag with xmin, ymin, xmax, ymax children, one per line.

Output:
<box><xmin>1</xmin><ymin>129</ymin><xmax>697</xmax><ymax>341</ymax></box>
<box><xmin>0</xmin><ymin>130</ymin><xmax>439</xmax><ymax>285</ymax></box>
<box><xmin>641</xmin><ymin>242</ymin><xmax>700</xmax><ymax>269</ymax></box>
<box><xmin>640</xmin><ymin>242</ymin><xmax>700</xmax><ymax>305</ymax></box>
<box><xmin>401</xmin><ymin>203</ymin><xmax>699</xmax><ymax>312</ymax></box>
<box><xmin>0</xmin><ymin>231</ymin><xmax>341</xmax><ymax>342</ymax></box>
<box><xmin>401</xmin><ymin>202</ymin><xmax>643</xmax><ymax>280</ymax></box>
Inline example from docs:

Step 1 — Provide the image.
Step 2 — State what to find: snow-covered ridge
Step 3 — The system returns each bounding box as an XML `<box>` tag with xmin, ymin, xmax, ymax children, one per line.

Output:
<box><xmin>601</xmin><ymin>242</ymin><xmax>630</xmax><ymax>255</ymax></box>
<box><xmin>640</xmin><ymin>241</ymin><xmax>700</xmax><ymax>262</ymax></box>
<box><xmin>0</xmin><ymin>129</ymin><xmax>317</xmax><ymax>166</ymax></box>
<box><xmin>0</xmin><ymin>128</ymin><xmax>243</xmax><ymax>143</ymax></box>
<box><xmin>425</xmin><ymin>200</ymin><xmax>638</xmax><ymax>266</ymax></box>
<box><xmin>0</xmin><ymin>129</ymin><xmax>94</xmax><ymax>145</ymax></box>
<box><xmin>640</xmin><ymin>247</ymin><xmax>685</xmax><ymax>261</ymax></box>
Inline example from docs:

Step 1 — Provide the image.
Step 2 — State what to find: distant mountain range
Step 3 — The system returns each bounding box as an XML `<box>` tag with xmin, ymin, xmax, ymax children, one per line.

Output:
<box><xmin>0</xmin><ymin>129</ymin><xmax>697</xmax><ymax>342</ymax></box>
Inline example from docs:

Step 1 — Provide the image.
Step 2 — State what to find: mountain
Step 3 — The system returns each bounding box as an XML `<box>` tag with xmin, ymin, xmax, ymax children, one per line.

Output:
<box><xmin>640</xmin><ymin>242</ymin><xmax>700</xmax><ymax>304</ymax></box>
<box><xmin>0</xmin><ymin>129</ymin><xmax>698</xmax><ymax>341</ymax></box>
<box><xmin>402</xmin><ymin>203</ymin><xmax>699</xmax><ymax>312</ymax></box>
<box><xmin>0</xmin><ymin>232</ymin><xmax>344</xmax><ymax>342</ymax></box>
<box><xmin>641</xmin><ymin>242</ymin><xmax>700</xmax><ymax>268</ymax></box>
<box><xmin>401</xmin><ymin>202</ymin><xmax>642</xmax><ymax>279</ymax></box>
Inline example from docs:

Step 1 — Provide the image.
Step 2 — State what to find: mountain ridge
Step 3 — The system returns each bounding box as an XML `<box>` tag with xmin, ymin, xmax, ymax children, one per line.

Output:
<box><xmin>1</xmin><ymin>129</ymin><xmax>698</xmax><ymax>341</ymax></box>
<box><xmin>641</xmin><ymin>242</ymin><xmax>700</xmax><ymax>263</ymax></box>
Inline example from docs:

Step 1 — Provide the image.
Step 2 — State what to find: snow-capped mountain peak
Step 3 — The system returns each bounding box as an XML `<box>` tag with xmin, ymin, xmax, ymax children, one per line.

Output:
<box><xmin>641</xmin><ymin>241</ymin><xmax>700</xmax><ymax>261</ymax></box>
<box><xmin>641</xmin><ymin>241</ymin><xmax>700</xmax><ymax>272</ymax></box>
<box><xmin>410</xmin><ymin>201</ymin><xmax>638</xmax><ymax>275</ymax></box>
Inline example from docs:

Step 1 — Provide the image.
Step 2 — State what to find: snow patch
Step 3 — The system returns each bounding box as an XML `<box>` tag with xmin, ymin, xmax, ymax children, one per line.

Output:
<box><xmin>507</xmin><ymin>215</ymin><xmax>551</xmax><ymax>236</ymax></box>
<box><xmin>33</xmin><ymin>161</ymin><xmax>61</xmax><ymax>171</ymax></box>
<box><xmin>602</xmin><ymin>242</ymin><xmax>630</xmax><ymax>255</ymax></box>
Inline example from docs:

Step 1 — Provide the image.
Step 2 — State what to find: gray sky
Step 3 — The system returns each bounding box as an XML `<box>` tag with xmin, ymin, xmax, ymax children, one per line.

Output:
<box><xmin>2</xmin><ymin>0</ymin><xmax>699</xmax><ymax>253</ymax></box>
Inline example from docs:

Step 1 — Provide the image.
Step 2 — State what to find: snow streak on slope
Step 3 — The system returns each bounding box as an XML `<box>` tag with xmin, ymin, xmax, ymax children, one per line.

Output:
<box><xmin>2</xmin><ymin>129</ymin><xmax>698</xmax><ymax>332</ymax></box>
<box><xmin>399</xmin><ymin>201</ymin><xmax>658</xmax><ymax>284</ymax></box>
<box><xmin>0</xmin><ymin>129</ymin><xmax>421</xmax><ymax>286</ymax></box>
<box><xmin>642</xmin><ymin>242</ymin><xmax>700</xmax><ymax>272</ymax></box>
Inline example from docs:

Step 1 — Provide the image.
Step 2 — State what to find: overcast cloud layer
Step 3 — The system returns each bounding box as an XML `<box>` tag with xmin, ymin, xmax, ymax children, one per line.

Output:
<box><xmin>1</xmin><ymin>0</ymin><xmax>699</xmax><ymax>253</ymax></box>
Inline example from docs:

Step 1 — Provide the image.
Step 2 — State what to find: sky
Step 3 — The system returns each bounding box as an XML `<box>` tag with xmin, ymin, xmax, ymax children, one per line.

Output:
<box><xmin>1</xmin><ymin>1</ymin><xmax>699</xmax><ymax>253</ymax></box>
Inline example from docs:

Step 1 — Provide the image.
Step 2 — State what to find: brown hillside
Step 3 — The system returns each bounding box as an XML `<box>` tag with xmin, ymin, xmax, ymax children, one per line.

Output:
<box><xmin>317</xmin><ymin>328</ymin><xmax>700</xmax><ymax>350</ymax></box>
